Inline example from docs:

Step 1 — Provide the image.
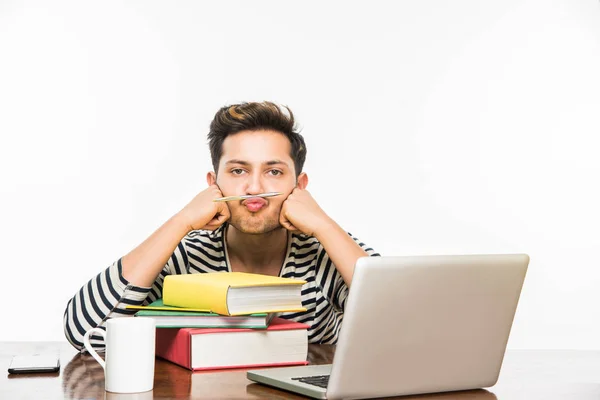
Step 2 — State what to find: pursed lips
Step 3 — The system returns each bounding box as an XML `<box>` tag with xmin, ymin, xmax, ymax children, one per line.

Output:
<box><xmin>242</xmin><ymin>197</ymin><xmax>267</xmax><ymax>212</ymax></box>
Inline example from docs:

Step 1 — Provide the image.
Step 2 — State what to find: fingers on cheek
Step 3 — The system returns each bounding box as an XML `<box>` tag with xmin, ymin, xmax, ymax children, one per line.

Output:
<box><xmin>279</xmin><ymin>215</ymin><xmax>287</xmax><ymax>227</ymax></box>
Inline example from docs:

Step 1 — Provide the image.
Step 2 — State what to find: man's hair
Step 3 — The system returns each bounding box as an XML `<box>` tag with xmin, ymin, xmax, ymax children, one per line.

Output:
<box><xmin>207</xmin><ymin>101</ymin><xmax>307</xmax><ymax>177</ymax></box>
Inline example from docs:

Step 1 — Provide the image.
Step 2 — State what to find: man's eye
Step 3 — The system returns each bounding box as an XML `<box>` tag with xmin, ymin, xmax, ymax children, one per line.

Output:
<box><xmin>268</xmin><ymin>170</ymin><xmax>282</xmax><ymax>176</ymax></box>
<box><xmin>231</xmin><ymin>169</ymin><xmax>245</xmax><ymax>175</ymax></box>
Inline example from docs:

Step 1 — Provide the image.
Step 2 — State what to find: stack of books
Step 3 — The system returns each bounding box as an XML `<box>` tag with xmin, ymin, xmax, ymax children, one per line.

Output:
<box><xmin>127</xmin><ymin>272</ymin><xmax>309</xmax><ymax>371</ymax></box>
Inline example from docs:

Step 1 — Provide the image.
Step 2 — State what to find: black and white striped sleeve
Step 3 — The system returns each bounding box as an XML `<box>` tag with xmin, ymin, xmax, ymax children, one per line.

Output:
<box><xmin>314</xmin><ymin>234</ymin><xmax>380</xmax><ymax>343</ymax></box>
<box><xmin>63</xmin><ymin>241</ymin><xmax>189</xmax><ymax>352</ymax></box>
<box><xmin>318</xmin><ymin>233</ymin><xmax>380</xmax><ymax>311</ymax></box>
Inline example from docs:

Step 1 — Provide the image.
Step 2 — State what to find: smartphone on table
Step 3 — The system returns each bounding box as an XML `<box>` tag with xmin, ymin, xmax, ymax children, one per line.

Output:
<box><xmin>8</xmin><ymin>355</ymin><xmax>60</xmax><ymax>374</ymax></box>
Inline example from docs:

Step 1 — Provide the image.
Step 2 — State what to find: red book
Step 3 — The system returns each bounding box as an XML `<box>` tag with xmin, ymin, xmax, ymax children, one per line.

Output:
<box><xmin>155</xmin><ymin>317</ymin><xmax>309</xmax><ymax>371</ymax></box>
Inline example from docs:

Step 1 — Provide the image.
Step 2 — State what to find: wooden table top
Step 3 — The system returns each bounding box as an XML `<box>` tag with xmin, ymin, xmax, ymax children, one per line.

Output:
<box><xmin>2</xmin><ymin>342</ymin><xmax>600</xmax><ymax>399</ymax></box>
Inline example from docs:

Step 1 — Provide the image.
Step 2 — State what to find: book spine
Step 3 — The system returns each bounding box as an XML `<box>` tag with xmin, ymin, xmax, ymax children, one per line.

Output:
<box><xmin>163</xmin><ymin>276</ymin><xmax>230</xmax><ymax>315</ymax></box>
<box><xmin>155</xmin><ymin>329</ymin><xmax>192</xmax><ymax>369</ymax></box>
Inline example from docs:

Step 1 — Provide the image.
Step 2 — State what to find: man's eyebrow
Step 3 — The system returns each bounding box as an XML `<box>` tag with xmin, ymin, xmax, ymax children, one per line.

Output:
<box><xmin>225</xmin><ymin>159</ymin><xmax>250</xmax><ymax>166</ymax></box>
<box><xmin>265</xmin><ymin>160</ymin><xmax>289</xmax><ymax>167</ymax></box>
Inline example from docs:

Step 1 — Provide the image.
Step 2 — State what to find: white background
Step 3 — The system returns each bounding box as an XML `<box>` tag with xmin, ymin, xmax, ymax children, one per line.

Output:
<box><xmin>1</xmin><ymin>0</ymin><xmax>599</xmax><ymax>348</ymax></box>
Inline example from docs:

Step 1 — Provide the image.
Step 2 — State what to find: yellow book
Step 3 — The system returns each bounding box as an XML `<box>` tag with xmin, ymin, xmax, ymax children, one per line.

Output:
<box><xmin>162</xmin><ymin>272</ymin><xmax>307</xmax><ymax>316</ymax></box>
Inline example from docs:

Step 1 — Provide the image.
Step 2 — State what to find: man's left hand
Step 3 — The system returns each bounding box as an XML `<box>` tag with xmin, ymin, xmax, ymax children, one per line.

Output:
<box><xmin>279</xmin><ymin>188</ymin><xmax>332</xmax><ymax>237</ymax></box>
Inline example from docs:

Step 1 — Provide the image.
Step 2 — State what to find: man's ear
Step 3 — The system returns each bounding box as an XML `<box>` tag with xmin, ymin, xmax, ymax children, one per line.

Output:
<box><xmin>207</xmin><ymin>171</ymin><xmax>217</xmax><ymax>186</ymax></box>
<box><xmin>297</xmin><ymin>172</ymin><xmax>308</xmax><ymax>190</ymax></box>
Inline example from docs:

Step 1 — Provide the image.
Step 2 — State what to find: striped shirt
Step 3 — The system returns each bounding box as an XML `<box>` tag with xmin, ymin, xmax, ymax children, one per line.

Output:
<box><xmin>63</xmin><ymin>223</ymin><xmax>379</xmax><ymax>351</ymax></box>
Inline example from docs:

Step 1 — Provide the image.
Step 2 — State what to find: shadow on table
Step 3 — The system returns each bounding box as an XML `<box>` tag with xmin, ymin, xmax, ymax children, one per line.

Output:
<box><xmin>62</xmin><ymin>352</ymin><xmax>106</xmax><ymax>399</ymax></box>
<box><xmin>245</xmin><ymin>382</ymin><xmax>498</xmax><ymax>400</ymax></box>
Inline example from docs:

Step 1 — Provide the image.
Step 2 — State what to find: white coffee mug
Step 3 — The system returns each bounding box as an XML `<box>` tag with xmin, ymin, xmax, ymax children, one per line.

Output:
<box><xmin>83</xmin><ymin>317</ymin><xmax>156</xmax><ymax>393</ymax></box>
<box><xmin>104</xmin><ymin>390</ymin><xmax>154</xmax><ymax>400</ymax></box>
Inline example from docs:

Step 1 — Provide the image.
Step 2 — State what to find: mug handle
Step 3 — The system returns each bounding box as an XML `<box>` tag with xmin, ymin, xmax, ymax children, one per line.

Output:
<box><xmin>83</xmin><ymin>327</ymin><xmax>106</xmax><ymax>369</ymax></box>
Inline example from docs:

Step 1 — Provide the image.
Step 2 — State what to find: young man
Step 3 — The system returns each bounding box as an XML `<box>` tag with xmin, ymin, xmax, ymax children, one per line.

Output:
<box><xmin>64</xmin><ymin>102</ymin><xmax>379</xmax><ymax>351</ymax></box>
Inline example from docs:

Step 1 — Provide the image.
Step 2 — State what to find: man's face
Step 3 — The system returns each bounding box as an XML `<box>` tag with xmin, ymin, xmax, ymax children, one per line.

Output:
<box><xmin>213</xmin><ymin>129</ymin><xmax>300</xmax><ymax>235</ymax></box>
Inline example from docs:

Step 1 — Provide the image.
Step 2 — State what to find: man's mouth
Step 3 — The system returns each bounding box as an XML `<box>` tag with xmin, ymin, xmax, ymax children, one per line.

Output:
<box><xmin>242</xmin><ymin>198</ymin><xmax>267</xmax><ymax>212</ymax></box>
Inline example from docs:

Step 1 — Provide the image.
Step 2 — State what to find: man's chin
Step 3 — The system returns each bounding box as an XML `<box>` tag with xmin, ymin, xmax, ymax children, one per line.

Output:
<box><xmin>228</xmin><ymin>219</ymin><xmax>282</xmax><ymax>235</ymax></box>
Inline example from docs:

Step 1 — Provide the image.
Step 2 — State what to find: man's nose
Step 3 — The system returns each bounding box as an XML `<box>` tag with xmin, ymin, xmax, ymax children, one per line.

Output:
<box><xmin>245</xmin><ymin>172</ymin><xmax>264</xmax><ymax>194</ymax></box>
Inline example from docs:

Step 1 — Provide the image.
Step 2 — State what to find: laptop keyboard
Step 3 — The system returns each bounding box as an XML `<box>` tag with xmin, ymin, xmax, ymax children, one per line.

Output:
<box><xmin>292</xmin><ymin>375</ymin><xmax>330</xmax><ymax>388</ymax></box>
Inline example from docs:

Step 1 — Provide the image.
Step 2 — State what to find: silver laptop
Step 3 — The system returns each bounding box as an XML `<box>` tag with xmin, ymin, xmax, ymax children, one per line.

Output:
<box><xmin>247</xmin><ymin>254</ymin><xmax>529</xmax><ymax>399</ymax></box>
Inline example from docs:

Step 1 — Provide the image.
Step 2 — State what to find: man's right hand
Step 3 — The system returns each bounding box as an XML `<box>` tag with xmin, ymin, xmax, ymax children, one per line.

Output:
<box><xmin>121</xmin><ymin>185</ymin><xmax>229</xmax><ymax>287</ymax></box>
<box><xmin>178</xmin><ymin>185</ymin><xmax>231</xmax><ymax>232</ymax></box>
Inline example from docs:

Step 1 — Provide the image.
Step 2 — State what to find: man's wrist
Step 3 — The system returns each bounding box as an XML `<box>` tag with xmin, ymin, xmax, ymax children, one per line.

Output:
<box><xmin>171</xmin><ymin>212</ymin><xmax>195</xmax><ymax>235</ymax></box>
<box><xmin>313</xmin><ymin>216</ymin><xmax>338</xmax><ymax>241</ymax></box>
